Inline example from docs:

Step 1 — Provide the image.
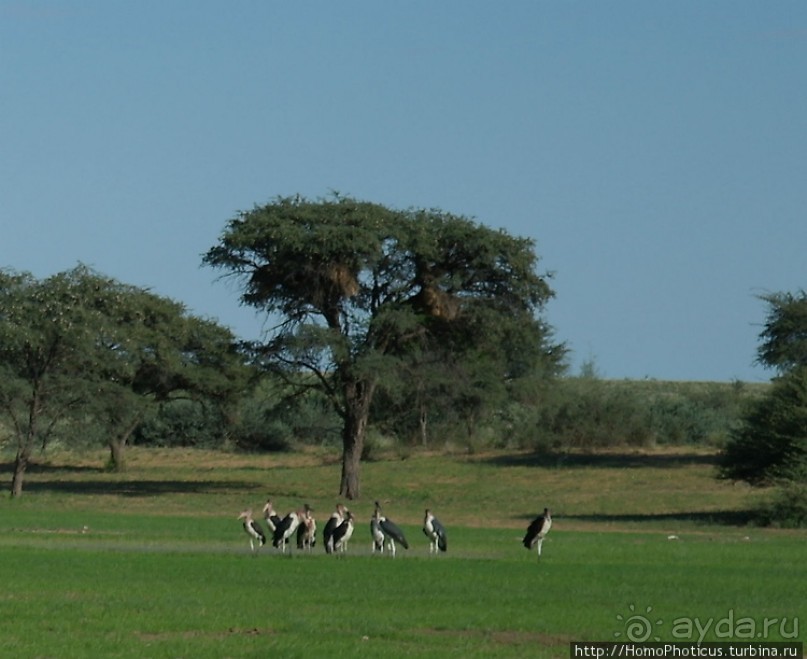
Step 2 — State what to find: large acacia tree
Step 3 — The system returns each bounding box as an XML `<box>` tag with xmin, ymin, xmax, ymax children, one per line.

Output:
<box><xmin>204</xmin><ymin>195</ymin><xmax>562</xmax><ymax>498</ymax></box>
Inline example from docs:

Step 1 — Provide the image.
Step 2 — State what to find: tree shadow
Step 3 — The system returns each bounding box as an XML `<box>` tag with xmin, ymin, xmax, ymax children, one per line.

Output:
<box><xmin>481</xmin><ymin>451</ymin><xmax>721</xmax><ymax>469</ymax></box>
<box><xmin>0</xmin><ymin>461</ymin><xmax>105</xmax><ymax>475</ymax></box>
<box><xmin>19</xmin><ymin>478</ymin><xmax>258</xmax><ymax>497</ymax></box>
<box><xmin>0</xmin><ymin>462</ymin><xmax>258</xmax><ymax>496</ymax></box>
<box><xmin>513</xmin><ymin>510</ymin><xmax>758</xmax><ymax>527</ymax></box>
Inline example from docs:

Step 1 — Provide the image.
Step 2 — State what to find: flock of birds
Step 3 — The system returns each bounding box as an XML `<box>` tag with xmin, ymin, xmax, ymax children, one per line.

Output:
<box><xmin>237</xmin><ymin>500</ymin><xmax>552</xmax><ymax>558</ymax></box>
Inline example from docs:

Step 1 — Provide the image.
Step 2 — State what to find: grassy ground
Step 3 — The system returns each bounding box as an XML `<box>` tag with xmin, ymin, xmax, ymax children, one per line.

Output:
<box><xmin>0</xmin><ymin>447</ymin><xmax>804</xmax><ymax>657</ymax></box>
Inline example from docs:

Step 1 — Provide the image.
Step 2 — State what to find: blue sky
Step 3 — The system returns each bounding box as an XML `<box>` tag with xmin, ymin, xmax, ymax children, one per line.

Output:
<box><xmin>2</xmin><ymin>2</ymin><xmax>805</xmax><ymax>382</ymax></box>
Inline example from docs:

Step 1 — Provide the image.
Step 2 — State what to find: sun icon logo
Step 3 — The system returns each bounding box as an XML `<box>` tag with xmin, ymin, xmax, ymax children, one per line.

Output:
<box><xmin>614</xmin><ymin>604</ymin><xmax>663</xmax><ymax>642</ymax></box>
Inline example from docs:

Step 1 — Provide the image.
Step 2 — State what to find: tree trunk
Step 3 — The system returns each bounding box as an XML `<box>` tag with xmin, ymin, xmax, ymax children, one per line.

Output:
<box><xmin>11</xmin><ymin>446</ymin><xmax>30</xmax><ymax>498</ymax></box>
<box><xmin>12</xmin><ymin>397</ymin><xmax>38</xmax><ymax>498</ymax></box>
<box><xmin>108</xmin><ymin>438</ymin><xmax>127</xmax><ymax>472</ymax></box>
<box><xmin>107</xmin><ymin>418</ymin><xmax>140</xmax><ymax>472</ymax></box>
<box><xmin>340</xmin><ymin>432</ymin><xmax>362</xmax><ymax>500</ymax></box>
<box><xmin>339</xmin><ymin>378</ymin><xmax>375</xmax><ymax>500</ymax></box>
<box><xmin>419</xmin><ymin>403</ymin><xmax>428</xmax><ymax>447</ymax></box>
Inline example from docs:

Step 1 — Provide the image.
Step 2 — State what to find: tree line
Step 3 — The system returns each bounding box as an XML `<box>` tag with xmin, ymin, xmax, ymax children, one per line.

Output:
<box><xmin>2</xmin><ymin>195</ymin><xmax>805</xmax><ymax>525</ymax></box>
<box><xmin>0</xmin><ymin>196</ymin><xmax>565</xmax><ymax>498</ymax></box>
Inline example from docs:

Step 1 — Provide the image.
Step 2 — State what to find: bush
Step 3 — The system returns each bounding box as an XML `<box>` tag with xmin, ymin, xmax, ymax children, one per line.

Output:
<box><xmin>505</xmin><ymin>377</ymin><xmax>764</xmax><ymax>453</ymax></box>
<box><xmin>229</xmin><ymin>378</ymin><xmax>340</xmax><ymax>451</ymax></box>
<box><xmin>531</xmin><ymin>378</ymin><xmax>651</xmax><ymax>449</ymax></box>
<box><xmin>135</xmin><ymin>401</ymin><xmax>228</xmax><ymax>448</ymax></box>
<box><xmin>720</xmin><ymin>368</ymin><xmax>807</xmax><ymax>485</ymax></box>
<box><xmin>234</xmin><ymin>417</ymin><xmax>293</xmax><ymax>452</ymax></box>
<box><xmin>758</xmin><ymin>481</ymin><xmax>807</xmax><ymax>528</ymax></box>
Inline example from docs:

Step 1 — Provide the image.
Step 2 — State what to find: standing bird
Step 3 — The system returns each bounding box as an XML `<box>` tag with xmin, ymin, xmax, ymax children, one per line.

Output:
<box><xmin>370</xmin><ymin>507</ymin><xmax>385</xmax><ymax>554</ymax></box>
<box><xmin>273</xmin><ymin>506</ymin><xmax>303</xmax><ymax>553</ymax></box>
<box><xmin>422</xmin><ymin>509</ymin><xmax>447</xmax><ymax>553</ymax></box>
<box><xmin>323</xmin><ymin>503</ymin><xmax>349</xmax><ymax>554</ymax></box>
<box><xmin>297</xmin><ymin>504</ymin><xmax>317</xmax><ymax>551</ymax></box>
<box><xmin>371</xmin><ymin>501</ymin><xmax>409</xmax><ymax>557</ymax></box>
<box><xmin>237</xmin><ymin>509</ymin><xmax>266</xmax><ymax>554</ymax></box>
<box><xmin>523</xmin><ymin>508</ymin><xmax>552</xmax><ymax>558</ymax></box>
<box><xmin>262</xmin><ymin>498</ymin><xmax>281</xmax><ymax>534</ymax></box>
<box><xmin>331</xmin><ymin>511</ymin><xmax>355</xmax><ymax>554</ymax></box>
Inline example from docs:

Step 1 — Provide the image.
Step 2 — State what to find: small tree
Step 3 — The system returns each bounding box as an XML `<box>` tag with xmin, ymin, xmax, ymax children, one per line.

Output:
<box><xmin>204</xmin><ymin>194</ymin><xmax>563</xmax><ymax>498</ymax></box>
<box><xmin>0</xmin><ymin>266</ymin><xmax>117</xmax><ymax>496</ymax></box>
<box><xmin>92</xmin><ymin>284</ymin><xmax>249</xmax><ymax>471</ymax></box>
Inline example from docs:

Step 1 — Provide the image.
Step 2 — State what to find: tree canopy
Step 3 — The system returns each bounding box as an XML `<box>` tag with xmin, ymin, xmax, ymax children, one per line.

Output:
<box><xmin>204</xmin><ymin>194</ymin><xmax>564</xmax><ymax>498</ymax></box>
<box><xmin>756</xmin><ymin>290</ymin><xmax>807</xmax><ymax>374</ymax></box>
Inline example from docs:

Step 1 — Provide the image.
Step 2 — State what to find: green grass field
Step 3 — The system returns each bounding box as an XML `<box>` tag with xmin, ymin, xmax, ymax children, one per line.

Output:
<box><xmin>1</xmin><ymin>447</ymin><xmax>804</xmax><ymax>658</ymax></box>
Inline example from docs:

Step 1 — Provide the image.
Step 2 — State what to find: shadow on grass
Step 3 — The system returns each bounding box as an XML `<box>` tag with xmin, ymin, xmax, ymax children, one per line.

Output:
<box><xmin>514</xmin><ymin>510</ymin><xmax>758</xmax><ymax>527</ymax></box>
<box><xmin>0</xmin><ymin>461</ymin><xmax>105</xmax><ymax>475</ymax></box>
<box><xmin>0</xmin><ymin>462</ymin><xmax>258</xmax><ymax>496</ymax></box>
<box><xmin>17</xmin><ymin>479</ymin><xmax>259</xmax><ymax>497</ymax></box>
<box><xmin>482</xmin><ymin>451</ymin><xmax>721</xmax><ymax>469</ymax></box>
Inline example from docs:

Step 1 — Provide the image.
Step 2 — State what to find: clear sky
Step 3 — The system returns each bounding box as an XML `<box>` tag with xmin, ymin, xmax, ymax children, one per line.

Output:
<box><xmin>2</xmin><ymin>2</ymin><xmax>805</xmax><ymax>382</ymax></box>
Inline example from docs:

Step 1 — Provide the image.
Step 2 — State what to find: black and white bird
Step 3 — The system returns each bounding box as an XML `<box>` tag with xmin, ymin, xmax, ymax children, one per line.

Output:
<box><xmin>237</xmin><ymin>509</ymin><xmax>267</xmax><ymax>554</ymax></box>
<box><xmin>296</xmin><ymin>504</ymin><xmax>316</xmax><ymax>551</ymax></box>
<box><xmin>262</xmin><ymin>498</ymin><xmax>281</xmax><ymax>534</ymax></box>
<box><xmin>273</xmin><ymin>506</ymin><xmax>304</xmax><ymax>553</ymax></box>
<box><xmin>371</xmin><ymin>501</ymin><xmax>409</xmax><ymax>557</ymax></box>
<box><xmin>370</xmin><ymin>509</ymin><xmax>385</xmax><ymax>553</ymax></box>
<box><xmin>422</xmin><ymin>509</ymin><xmax>447</xmax><ymax>553</ymax></box>
<box><xmin>323</xmin><ymin>503</ymin><xmax>349</xmax><ymax>554</ymax></box>
<box><xmin>331</xmin><ymin>510</ymin><xmax>355</xmax><ymax>554</ymax></box>
<box><xmin>523</xmin><ymin>507</ymin><xmax>552</xmax><ymax>558</ymax></box>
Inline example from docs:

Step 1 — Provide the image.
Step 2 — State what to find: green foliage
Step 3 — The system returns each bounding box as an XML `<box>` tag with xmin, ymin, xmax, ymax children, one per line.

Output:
<box><xmin>535</xmin><ymin>378</ymin><xmax>652</xmax><ymax>449</ymax></box>
<box><xmin>227</xmin><ymin>375</ymin><xmax>340</xmax><ymax>452</ymax></box>
<box><xmin>500</xmin><ymin>378</ymin><xmax>758</xmax><ymax>452</ymax></box>
<box><xmin>758</xmin><ymin>480</ymin><xmax>807</xmax><ymax>528</ymax></box>
<box><xmin>205</xmin><ymin>194</ymin><xmax>562</xmax><ymax>386</ymax></box>
<box><xmin>367</xmin><ymin>376</ymin><xmax>760</xmax><ymax>454</ymax></box>
<box><xmin>721</xmin><ymin>368</ymin><xmax>807</xmax><ymax>485</ymax></box>
<box><xmin>756</xmin><ymin>290</ymin><xmax>807</xmax><ymax>374</ymax></box>
<box><xmin>135</xmin><ymin>400</ymin><xmax>227</xmax><ymax>448</ymax></box>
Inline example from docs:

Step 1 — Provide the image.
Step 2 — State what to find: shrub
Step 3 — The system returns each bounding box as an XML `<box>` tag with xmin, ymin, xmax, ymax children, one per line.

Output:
<box><xmin>515</xmin><ymin>378</ymin><xmax>763</xmax><ymax>453</ymax></box>
<box><xmin>529</xmin><ymin>378</ymin><xmax>653</xmax><ymax>450</ymax></box>
<box><xmin>720</xmin><ymin>368</ymin><xmax>807</xmax><ymax>485</ymax></box>
<box><xmin>135</xmin><ymin>401</ymin><xmax>227</xmax><ymax>448</ymax></box>
<box><xmin>758</xmin><ymin>481</ymin><xmax>807</xmax><ymax>528</ymax></box>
